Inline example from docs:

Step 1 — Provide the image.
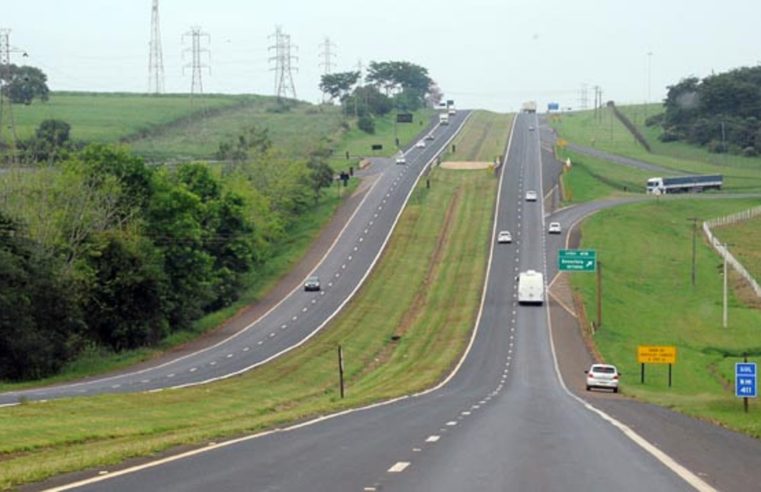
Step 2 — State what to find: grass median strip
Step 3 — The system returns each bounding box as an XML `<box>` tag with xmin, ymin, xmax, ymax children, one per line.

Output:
<box><xmin>0</xmin><ymin>167</ymin><xmax>496</xmax><ymax>489</ymax></box>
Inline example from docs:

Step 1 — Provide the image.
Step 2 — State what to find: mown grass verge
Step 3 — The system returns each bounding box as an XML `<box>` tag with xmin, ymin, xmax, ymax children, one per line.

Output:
<box><xmin>550</xmin><ymin>108</ymin><xmax>761</xmax><ymax>193</ymax></box>
<box><xmin>442</xmin><ymin>111</ymin><xmax>511</xmax><ymax>163</ymax></box>
<box><xmin>570</xmin><ymin>198</ymin><xmax>761</xmax><ymax>437</ymax></box>
<box><xmin>0</xmin><ymin>179</ymin><xmax>359</xmax><ymax>394</ymax></box>
<box><xmin>0</xmin><ymin>167</ymin><xmax>496</xmax><ymax>489</ymax></box>
<box><xmin>712</xmin><ymin>214</ymin><xmax>761</xmax><ymax>285</ymax></box>
<box><xmin>557</xmin><ymin>148</ymin><xmax>651</xmax><ymax>204</ymax></box>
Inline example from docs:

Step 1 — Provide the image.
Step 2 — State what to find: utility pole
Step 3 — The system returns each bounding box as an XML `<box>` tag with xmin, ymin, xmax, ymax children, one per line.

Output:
<box><xmin>182</xmin><ymin>26</ymin><xmax>210</xmax><ymax>101</ymax></box>
<box><xmin>579</xmin><ymin>83</ymin><xmax>588</xmax><ymax>110</ymax></box>
<box><xmin>318</xmin><ymin>37</ymin><xmax>336</xmax><ymax>103</ymax></box>
<box><xmin>148</xmin><ymin>0</ymin><xmax>165</xmax><ymax>94</ymax></box>
<box><xmin>268</xmin><ymin>26</ymin><xmax>298</xmax><ymax>100</ymax></box>
<box><xmin>687</xmin><ymin>217</ymin><xmax>701</xmax><ymax>287</ymax></box>
<box><xmin>0</xmin><ymin>28</ymin><xmax>25</xmax><ymax>162</ymax></box>
<box><xmin>723</xmin><ymin>242</ymin><xmax>730</xmax><ymax>328</ymax></box>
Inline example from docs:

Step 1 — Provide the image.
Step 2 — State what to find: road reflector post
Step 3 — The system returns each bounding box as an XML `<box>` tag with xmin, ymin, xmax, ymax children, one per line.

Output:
<box><xmin>637</xmin><ymin>345</ymin><xmax>677</xmax><ymax>387</ymax></box>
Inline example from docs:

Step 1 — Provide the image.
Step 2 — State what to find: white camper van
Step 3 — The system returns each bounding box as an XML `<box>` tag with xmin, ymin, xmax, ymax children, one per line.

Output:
<box><xmin>517</xmin><ymin>270</ymin><xmax>544</xmax><ymax>305</ymax></box>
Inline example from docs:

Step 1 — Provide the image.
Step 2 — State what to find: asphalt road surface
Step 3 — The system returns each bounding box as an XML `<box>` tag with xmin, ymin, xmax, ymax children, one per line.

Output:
<box><xmin>49</xmin><ymin>114</ymin><xmax>726</xmax><ymax>492</ymax></box>
<box><xmin>0</xmin><ymin>112</ymin><xmax>471</xmax><ymax>406</ymax></box>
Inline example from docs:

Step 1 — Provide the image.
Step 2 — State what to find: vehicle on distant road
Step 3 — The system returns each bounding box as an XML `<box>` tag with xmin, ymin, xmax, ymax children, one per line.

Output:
<box><xmin>425</xmin><ymin>133</ymin><xmax>435</xmax><ymax>141</ymax></box>
<box><xmin>304</xmin><ymin>275</ymin><xmax>321</xmax><ymax>292</ymax></box>
<box><xmin>415</xmin><ymin>140</ymin><xmax>426</xmax><ymax>149</ymax></box>
<box><xmin>645</xmin><ymin>174</ymin><xmax>722</xmax><ymax>194</ymax></box>
<box><xmin>448</xmin><ymin>107</ymin><xmax>456</xmax><ymax>116</ymax></box>
<box><xmin>529</xmin><ymin>126</ymin><xmax>535</xmax><ymax>131</ymax></box>
<box><xmin>521</xmin><ymin>101</ymin><xmax>537</xmax><ymax>113</ymax></box>
<box><xmin>585</xmin><ymin>364</ymin><xmax>620</xmax><ymax>393</ymax></box>
<box><xmin>525</xmin><ymin>190</ymin><xmax>538</xmax><ymax>201</ymax></box>
<box><xmin>548</xmin><ymin>222</ymin><xmax>561</xmax><ymax>234</ymax></box>
<box><xmin>497</xmin><ymin>230</ymin><xmax>512</xmax><ymax>243</ymax></box>
<box><xmin>439</xmin><ymin>113</ymin><xmax>450</xmax><ymax>125</ymax></box>
<box><xmin>395</xmin><ymin>153</ymin><xmax>406</xmax><ymax>165</ymax></box>
<box><xmin>517</xmin><ymin>270</ymin><xmax>544</xmax><ymax>305</ymax></box>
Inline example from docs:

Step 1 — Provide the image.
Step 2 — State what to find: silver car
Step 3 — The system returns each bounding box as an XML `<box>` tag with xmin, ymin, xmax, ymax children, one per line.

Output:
<box><xmin>585</xmin><ymin>364</ymin><xmax>620</xmax><ymax>393</ymax></box>
<box><xmin>525</xmin><ymin>190</ymin><xmax>538</xmax><ymax>201</ymax></box>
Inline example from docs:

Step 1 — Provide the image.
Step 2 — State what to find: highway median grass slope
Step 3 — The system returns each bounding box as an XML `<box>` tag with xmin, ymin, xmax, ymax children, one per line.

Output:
<box><xmin>0</xmin><ymin>166</ymin><xmax>498</xmax><ymax>489</ymax></box>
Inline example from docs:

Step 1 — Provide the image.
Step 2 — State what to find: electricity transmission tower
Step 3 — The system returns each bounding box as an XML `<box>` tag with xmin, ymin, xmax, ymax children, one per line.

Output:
<box><xmin>148</xmin><ymin>0</ymin><xmax>165</xmax><ymax>94</ymax></box>
<box><xmin>318</xmin><ymin>37</ymin><xmax>336</xmax><ymax>75</ymax></box>
<box><xmin>183</xmin><ymin>26</ymin><xmax>210</xmax><ymax>97</ymax></box>
<box><xmin>269</xmin><ymin>26</ymin><xmax>298</xmax><ymax>100</ymax></box>
<box><xmin>579</xmin><ymin>83</ymin><xmax>589</xmax><ymax>110</ymax></box>
<box><xmin>318</xmin><ymin>37</ymin><xmax>336</xmax><ymax>102</ymax></box>
<box><xmin>0</xmin><ymin>28</ymin><xmax>25</xmax><ymax>161</ymax></box>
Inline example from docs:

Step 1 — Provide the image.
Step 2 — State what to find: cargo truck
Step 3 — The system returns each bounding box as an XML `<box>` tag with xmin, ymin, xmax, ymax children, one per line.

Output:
<box><xmin>645</xmin><ymin>175</ymin><xmax>723</xmax><ymax>195</ymax></box>
<box><xmin>439</xmin><ymin>113</ymin><xmax>450</xmax><ymax>125</ymax></box>
<box><xmin>517</xmin><ymin>270</ymin><xmax>544</xmax><ymax>305</ymax></box>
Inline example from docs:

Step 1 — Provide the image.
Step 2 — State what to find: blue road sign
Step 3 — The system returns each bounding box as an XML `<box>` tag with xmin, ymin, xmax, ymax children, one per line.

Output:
<box><xmin>735</xmin><ymin>363</ymin><xmax>757</xmax><ymax>398</ymax></box>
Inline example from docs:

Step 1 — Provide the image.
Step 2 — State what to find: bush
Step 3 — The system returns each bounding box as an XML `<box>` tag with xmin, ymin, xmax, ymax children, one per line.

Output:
<box><xmin>357</xmin><ymin>114</ymin><xmax>375</xmax><ymax>134</ymax></box>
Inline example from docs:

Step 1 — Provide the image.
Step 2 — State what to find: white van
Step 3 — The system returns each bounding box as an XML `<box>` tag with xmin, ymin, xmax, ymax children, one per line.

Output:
<box><xmin>517</xmin><ymin>270</ymin><xmax>544</xmax><ymax>305</ymax></box>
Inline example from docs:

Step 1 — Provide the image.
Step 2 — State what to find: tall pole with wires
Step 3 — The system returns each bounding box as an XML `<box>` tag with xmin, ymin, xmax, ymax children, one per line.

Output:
<box><xmin>318</xmin><ymin>37</ymin><xmax>336</xmax><ymax>103</ymax></box>
<box><xmin>183</xmin><ymin>26</ymin><xmax>210</xmax><ymax>103</ymax></box>
<box><xmin>0</xmin><ymin>28</ymin><xmax>22</xmax><ymax>162</ymax></box>
<box><xmin>269</xmin><ymin>26</ymin><xmax>298</xmax><ymax>100</ymax></box>
<box><xmin>148</xmin><ymin>0</ymin><xmax>165</xmax><ymax>94</ymax></box>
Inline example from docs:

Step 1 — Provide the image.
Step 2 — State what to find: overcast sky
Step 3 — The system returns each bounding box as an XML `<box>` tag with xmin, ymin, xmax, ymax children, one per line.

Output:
<box><xmin>5</xmin><ymin>0</ymin><xmax>761</xmax><ymax>112</ymax></box>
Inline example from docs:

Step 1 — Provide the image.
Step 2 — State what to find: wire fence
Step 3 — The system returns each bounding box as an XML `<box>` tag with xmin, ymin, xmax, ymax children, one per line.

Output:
<box><xmin>703</xmin><ymin>205</ymin><xmax>761</xmax><ymax>297</ymax></box>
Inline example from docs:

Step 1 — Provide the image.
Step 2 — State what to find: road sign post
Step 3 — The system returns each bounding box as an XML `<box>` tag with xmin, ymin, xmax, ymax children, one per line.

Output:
<box><xmin>637</xmin><ymin>345</ymin><xmax>677</xmax><ymax>387</ymax></box>
<box><xmin>735</xmin><ymin>356</ymin><xmax>756</xmax><ymax>413</ymax></box>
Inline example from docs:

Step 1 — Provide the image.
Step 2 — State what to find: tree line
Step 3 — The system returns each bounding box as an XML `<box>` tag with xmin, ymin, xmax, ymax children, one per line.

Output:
<box><xmin>0</xmin><ymin>131</ymin><xmax>334</xmax><ymax>380</ymax></box>
<box><xmin>651</xmin><ymin>65</ymin><xmax>761</xmax><ymax>156</ymax></box>
<box><xmin>319</xmin><ymin>60</ymin><xmax>441</xmax><ymax>133</ymax></box>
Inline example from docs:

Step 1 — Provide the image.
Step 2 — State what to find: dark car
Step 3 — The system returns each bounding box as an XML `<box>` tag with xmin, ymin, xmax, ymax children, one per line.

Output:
<box><xmin>304</xmin><ymin>275</ymin><xmax>321</xmax><ymax>292</ymax></box>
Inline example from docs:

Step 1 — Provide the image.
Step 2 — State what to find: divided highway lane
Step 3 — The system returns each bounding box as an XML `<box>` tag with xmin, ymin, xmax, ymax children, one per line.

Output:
<box><xmin>61</xmin><ymin>114</ymin><xmax>705</xmax><ymax>491</ymax></box>
<box><xmin>0</xmin><ymin>112</ymin><xmax>471</xmax><ymax>406</ymax></box>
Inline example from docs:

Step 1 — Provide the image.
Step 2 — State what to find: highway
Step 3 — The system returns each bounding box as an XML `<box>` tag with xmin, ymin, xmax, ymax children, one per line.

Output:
<box><xmin>0</xmin><ymin>112</ymin><xmax>471</xmax><ymax>406</ymax></box>
<box><xmin>56</xmin><ymin>114</ymin><xmax>717</xmax><ymax>491</ymax></box>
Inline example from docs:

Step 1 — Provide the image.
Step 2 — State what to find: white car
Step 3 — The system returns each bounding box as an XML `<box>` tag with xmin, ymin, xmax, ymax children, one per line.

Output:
<box><xmin>497</xmin><ymin>230</ymin><xmax>512</xmax><ymax>243</ymax></box>
<box><xmin>585</xmin><ymin>364</ymin><xmax>620</xmax><ymax>393</ymax></box>
<box><xmin>425</xmin><ymin>133</ymin><xmax>435</xmax><ymax>141</ymax></box>
<box><xmin>525</xmin><ymin>190</ymin><xmax>538</xmax><ymax>201</ymax></box>
<box><xmin>415</xmin><ymin>140</ymin><xmax>426</xmax><ymax>149</ymax></box>
<box><xmin>529</xmin><ymin>126</ymin><xmax>535</xmax><ymax>131</ymax></box>
<box><xmin>395</xmin><ymin>153</ymin><xmax>406</xmax><ymax>165</ymax></box>
<box><xmin>548</xmin><ymin>222</ymin><xmax>562</xmax><ymax>234</ymax></box>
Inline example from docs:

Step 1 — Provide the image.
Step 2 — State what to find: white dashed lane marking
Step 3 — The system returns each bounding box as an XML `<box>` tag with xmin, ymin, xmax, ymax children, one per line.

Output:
<box><xmin>388</xmin><ymin>462</ymin><xmax>410</xmax><ymax>473</ymax></box>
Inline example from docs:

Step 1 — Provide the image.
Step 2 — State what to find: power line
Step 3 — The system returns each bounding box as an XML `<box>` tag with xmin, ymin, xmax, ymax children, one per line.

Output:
<box><xmin>182</xmin><ymin>26</ymin><xmax>210</xmax><ymax>98</ymax></box>
<box><xmin>0</xmin><ymin>28</ymin><xmax>25</xmax><ymax>162</ymax></box>
<box><xmin>579</xmin><ymin>83</ymin><xmax>588</xmax><ymax>110</ymax></box>
<box><xmin>148</xmin><ymin>0</ymin><xmax>165</xmax><ymax>94</ymax></box>
<box><xmin>268</xmin><ymin>26</ymin><xmax>297</xmax><ymax>100</ymax></box>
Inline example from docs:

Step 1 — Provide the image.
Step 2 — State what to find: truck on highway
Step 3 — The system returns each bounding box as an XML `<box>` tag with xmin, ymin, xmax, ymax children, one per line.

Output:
<box><xmin>439</xmin><ymin>113</ymin><xmax>450</xmax><ymax>125</ymax></box>
<box><xmin>645</xmin><ymin>174</ymin><xmax>723</xmax><ymax>195</ymax></box>
<box><xmin>517</xmin><ymin>270</ymin><xmax>544</xmax><ymax>305</ymax></box>
<box><xmin>521</xmin><ymin>101</ymin><xmax>537</xmax><ymax>113</ymax></box>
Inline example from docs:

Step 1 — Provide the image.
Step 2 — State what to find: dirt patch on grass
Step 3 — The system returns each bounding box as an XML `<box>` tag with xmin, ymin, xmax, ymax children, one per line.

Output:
<box><xmin>441</xmin><ymin>161</ymin><xmax>493</xmax><ymax>170</ymax></box>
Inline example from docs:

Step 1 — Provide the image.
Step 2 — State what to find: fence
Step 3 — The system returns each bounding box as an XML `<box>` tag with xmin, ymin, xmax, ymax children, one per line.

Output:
<box><xmin>703</xmin><ymin>205</ymin><xmax>761</xmax><ymax>297</ymax></box>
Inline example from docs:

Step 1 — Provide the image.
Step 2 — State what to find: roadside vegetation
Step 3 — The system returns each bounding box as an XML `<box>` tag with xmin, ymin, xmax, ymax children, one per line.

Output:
<box><xmin>442</xmin><ymin>110</ymin><xmax>511</xmax><ymax>163</ymax></box>
<box><xmin>0</xmin><ymin>165</ymin><xmax>497</xmax><ymax>490</ymax></box>
<box><xmin>570</xmin><ymin>198</ymin><xmax>761</xmax><ymax>437</ymax></box>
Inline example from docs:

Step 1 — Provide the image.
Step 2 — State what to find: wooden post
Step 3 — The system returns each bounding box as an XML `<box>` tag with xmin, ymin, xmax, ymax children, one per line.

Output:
<box><xmin>338</xmin><ymin>345</ymin><xmax>345</xmax><ymax>399</ymax></box>
<box><xmin>596</xmin><ymin>260</ymin><xmax>602</xmax><ymax>329</ymax></box>
<box><xmin>641</xmin><ymin>363</ymin><xmax>645</xmax><ymax>384</ymax></box>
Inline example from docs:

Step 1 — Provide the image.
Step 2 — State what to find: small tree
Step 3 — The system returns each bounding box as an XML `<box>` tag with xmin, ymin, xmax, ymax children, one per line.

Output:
<box><xmin>1</xmin><ymin>65</ymin><xmax>50</xmax><ymax>105</ymax></box>
<box><xmin>357</xmin><ymin>114</ymin><xmax>375</xmax><ymax>134</ymax></box>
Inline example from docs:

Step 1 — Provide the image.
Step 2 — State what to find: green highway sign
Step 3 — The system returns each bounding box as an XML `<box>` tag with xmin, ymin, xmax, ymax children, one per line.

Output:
<box><xmin>558</xmin><ymin>249</ymin><xmax>597</xmax><ymax>272</ymax></box>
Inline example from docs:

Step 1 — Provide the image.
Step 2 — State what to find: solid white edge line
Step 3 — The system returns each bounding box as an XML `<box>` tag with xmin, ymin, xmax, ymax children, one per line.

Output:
<box><xmin>44</xmin><ymin>111</ymin><xmax>497</xmax><ymax>492</ymax></box>
<box><xmin>538</xmin><ymin>127</ymin><xmax>715</xmax><ymax>491</ymax></box>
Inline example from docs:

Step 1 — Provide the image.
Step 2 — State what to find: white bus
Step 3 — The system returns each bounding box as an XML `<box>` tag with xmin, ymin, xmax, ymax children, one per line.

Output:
<box><xmin>517</xmin><ymin>270</ymin><xmax>544</xmax><ymax>305</ymax></box>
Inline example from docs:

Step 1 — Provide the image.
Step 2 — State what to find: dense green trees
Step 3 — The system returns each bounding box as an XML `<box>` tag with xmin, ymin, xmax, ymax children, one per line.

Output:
<box><xmin>654</xmin><ymin>66</ymin><xmax>761</xmax><ymax>155</ymax></box>
<box><xmin>0</xmin><ymin>138</ymin><xmax>337</xmax><ymax>380</ymax></box>
<box><xmin>1</xmin><ymin>65</ymin><xmax>50</xmax><ymax>105</ymax></box>
<box><xmin>320</xmin><ymin>60</ymin><xmax>436</xmax><ymax>134</ymax></box>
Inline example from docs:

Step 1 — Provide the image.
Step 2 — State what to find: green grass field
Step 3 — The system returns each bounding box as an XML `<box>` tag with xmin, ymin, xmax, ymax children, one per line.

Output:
<box><xmin>558</xmin><ymin>149</ymin><xmax>652</xmax><ymax>203</ymax></box>
<box><xmin>570</xmin><ymin>198</ymin><xmax>761</xmax><ymax>437</ymax></box>
<box><xmin>0</xmin><ymin>167</ymin><xmax>496</xmax><ymax>489</ymax></box>
<box><xmin>711</xmin><ymin>213</ymin><xmax>761</xmax><ymax>285</ymax></box>
<box><xmin>443</xmin><ymin>110</ymin><xmax>512</xmax><ymax>163</ymax></box>
<box><xmin>11</xmin><ymin>92</ymin><xmax>244</xmax><ymax>143</ymax></box>
<box><xmin>550</xmin><ymin>108</ymin><xmax>761</xmax><ymax>193</ymax></box>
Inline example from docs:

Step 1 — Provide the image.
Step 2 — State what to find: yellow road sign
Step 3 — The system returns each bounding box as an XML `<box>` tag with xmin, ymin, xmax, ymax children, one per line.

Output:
<box><xmin>637</xmin><ymin>345</ymin><xmax>677</xmax><ymax>364</ymax></box>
